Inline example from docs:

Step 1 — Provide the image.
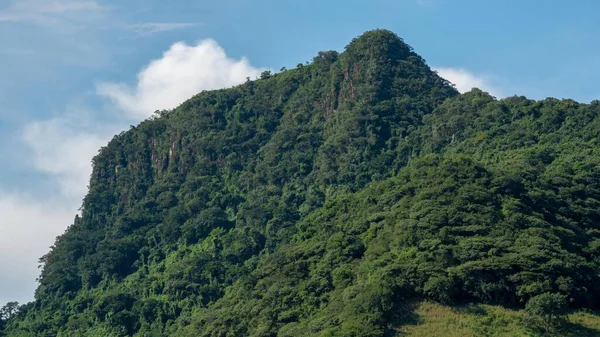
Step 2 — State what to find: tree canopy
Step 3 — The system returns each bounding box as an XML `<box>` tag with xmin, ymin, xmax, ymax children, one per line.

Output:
<box><xmin>2</xmin><ymin>30</ymin><xmax>600</xmax><ymax>337</ymax></box>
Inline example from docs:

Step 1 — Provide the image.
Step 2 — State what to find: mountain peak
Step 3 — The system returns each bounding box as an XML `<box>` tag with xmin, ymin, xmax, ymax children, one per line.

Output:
<box><xmin>333</xmin><ymin>29</ymin><xmax>454</xmax><ymax>106</ymax></box>
<box><xmin>344</xmin><ymin>29</ymin><xmax>414</xmax><ymax>61</ymax></box>
<box><xmin>19</xmin><ymin>30</ymin><xmax>600</xmax><ymax>337</ymax></box>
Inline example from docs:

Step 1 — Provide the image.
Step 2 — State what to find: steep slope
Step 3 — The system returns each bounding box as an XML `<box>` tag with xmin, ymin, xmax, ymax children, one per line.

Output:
<box><xmin>172</xmin><ymin>92</ymin><xmax>600</xmax><ymax>336</ymax></box>
<box><xmin>2</xmin><ymin>30</ymin><xmax>457</xmax><ymax>337</ymax></box>
<box><xmin>3</xmin><ymin>30</ymin><xmax>600</xmax><ymax>337</ymax></box>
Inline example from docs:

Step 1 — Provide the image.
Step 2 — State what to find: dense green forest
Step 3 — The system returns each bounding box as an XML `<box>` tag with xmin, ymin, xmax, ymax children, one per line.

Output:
<box><xmin>2</xmin><ymin>30</ymin><xmax>600</xmax><ymax>336</ymax></box>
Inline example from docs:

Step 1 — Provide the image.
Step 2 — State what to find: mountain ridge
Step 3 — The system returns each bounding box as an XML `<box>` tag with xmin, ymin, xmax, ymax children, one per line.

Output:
<box><xmin>2</xmin><ymin>29</ymin><xmax>600</xmax><ymax>337</ymax></box>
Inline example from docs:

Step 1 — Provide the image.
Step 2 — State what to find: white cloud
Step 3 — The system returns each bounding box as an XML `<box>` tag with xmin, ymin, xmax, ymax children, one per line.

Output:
<box><xmin>434</xmin><ymin>67</ymin><xmax>504</xmax><ymax>98</ymax></box>
<box><xmin>0</xmin><ymin>113</ymin><xmax>115</xmax><ymax>305</ymax></box>
<box><xmin>128</xmin><ymin>22</ymin><xmax>198</xmax><ymax>36</ymax></box>
<box><xmin>21</xmin><ymin>116</ymin><xmax>113</xmax><ymax>199</ymax></box>
<box><xmin>97</xmin><ymin>39</ymin><xmax>264</xmax><ymax>119</ymax></box>
<box><xmin>0</xmin><ymin>0</ymin><xmax>103</xmax><ymax>25</ymax></box>
<box><xmin>0</xmin><ymin>193</ymin><xmax>74</xmax><ymax>304</ymax></box>
<box><xmin>0</xmin><ymin>112</ymin><xmax>117</xmax><ymax>305</ymax></box>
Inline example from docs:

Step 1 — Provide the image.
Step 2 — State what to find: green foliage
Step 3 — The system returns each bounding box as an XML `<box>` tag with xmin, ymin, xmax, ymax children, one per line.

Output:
<box><xmin>0</xmin><ymin>303</ymin><xmax>19</xmax><ymax>322</ymax></box>
<box><xmin>526</xmin><ymin>293</ymin><xmax>568</xmax><ymax>333</ymax></box>
<box><xmin>3</xmin><ymin>29</ymin><xmax>600</xmax><ymax>337</ymax></box>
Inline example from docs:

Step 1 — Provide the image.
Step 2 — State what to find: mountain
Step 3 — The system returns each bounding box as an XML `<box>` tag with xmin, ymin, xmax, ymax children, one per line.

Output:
<box><xmin>2</xmin><ymin>30</ymin><xmax>600</xmax><ymax>337</ymax></box>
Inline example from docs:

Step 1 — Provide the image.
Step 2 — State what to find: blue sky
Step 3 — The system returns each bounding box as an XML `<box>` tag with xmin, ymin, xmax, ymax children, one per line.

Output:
<box><xmin>1</xmin><ymin>0</ymin><xmax>599</xmax><ymax>304</ymax></box>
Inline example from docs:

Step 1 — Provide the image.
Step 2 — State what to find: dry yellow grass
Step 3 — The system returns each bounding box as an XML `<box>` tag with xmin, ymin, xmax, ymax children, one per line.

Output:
<box><xmin>569</xmin><ymin>311</ymin><xmax>600</xmax><ymax>331</ymax></box>
<box><xmin>396</xmin><ymin>301</ymin><xmax>600</xmax><ymax>337</ymax></box>
<box><xmin>396</xmin><ymin>302</ymin><xmax>476</xmax><ymax>337</ymax></box>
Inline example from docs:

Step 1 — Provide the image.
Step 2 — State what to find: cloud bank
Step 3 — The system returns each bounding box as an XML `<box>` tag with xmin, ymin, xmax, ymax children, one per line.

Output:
<box><xmin>0</xmin><ymin>194</ymin><xmax>74</xmax><ymax>304</ymax></box>
<box><xmin>97</xmin><ymin>39</ymin><xmax>264</xmax><ymax>119</ymax></box>
<box><xmin>22</xmin><ymin>117</ymin><xmax>113</xmax><ymax>198</ymax></box>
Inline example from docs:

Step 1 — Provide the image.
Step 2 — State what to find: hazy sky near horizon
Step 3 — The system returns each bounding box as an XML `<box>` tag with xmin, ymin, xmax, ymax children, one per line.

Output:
<box><xmin>1</xmin><ymin>0</ymin><xmax>599</xmax><ymax>304</ymax></box>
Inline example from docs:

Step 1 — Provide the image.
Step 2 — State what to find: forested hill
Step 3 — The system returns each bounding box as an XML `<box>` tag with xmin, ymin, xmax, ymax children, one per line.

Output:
<box><xmin>2</xmin><ymin>30</ymin><xmax>600</xmax><ymax>337</ymax></box>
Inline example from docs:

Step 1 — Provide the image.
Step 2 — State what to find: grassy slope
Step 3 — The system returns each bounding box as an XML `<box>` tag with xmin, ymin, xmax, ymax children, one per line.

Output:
<box><xmin>398</xmin><ymin>301</ymin><xmax>600</xmax><ymax>337</ymax></box>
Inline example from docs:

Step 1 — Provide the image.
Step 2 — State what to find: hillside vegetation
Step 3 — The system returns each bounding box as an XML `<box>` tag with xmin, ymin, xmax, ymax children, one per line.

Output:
<box><xmin>399</xmin><ymin>301</ymin><xmax>600</xmax><ymax>337</ymax></box>
<box><xmin>2</xmin><ymin>30</ymin><xmax>600</xmax><ymax>337</ymax></box>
